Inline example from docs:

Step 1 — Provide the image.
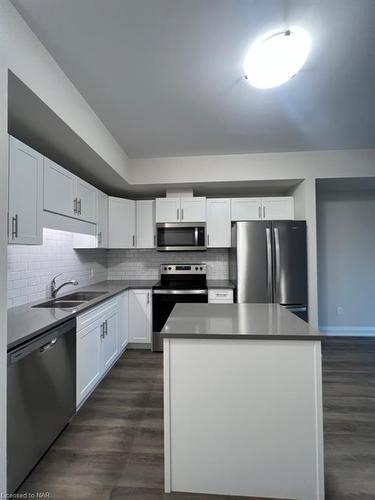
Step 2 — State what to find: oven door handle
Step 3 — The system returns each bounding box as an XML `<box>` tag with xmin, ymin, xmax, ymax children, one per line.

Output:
<box><xmin>152</xmin><ymin>289</ymin><xmax>208</xmax><ymax>295</ymax></box>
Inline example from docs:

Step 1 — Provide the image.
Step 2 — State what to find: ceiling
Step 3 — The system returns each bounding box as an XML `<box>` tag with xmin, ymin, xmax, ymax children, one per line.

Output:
<box><xmin>10</xmin><ymin>0</ymin><xmax>375</xmax><ymax>159</ymax></box>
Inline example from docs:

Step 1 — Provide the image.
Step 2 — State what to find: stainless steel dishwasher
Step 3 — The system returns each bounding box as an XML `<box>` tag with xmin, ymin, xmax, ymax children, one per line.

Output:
<box><xmin>7</xmin><ymin>318</ymin><xmax>76</xmax><ymax>493</ymax></box>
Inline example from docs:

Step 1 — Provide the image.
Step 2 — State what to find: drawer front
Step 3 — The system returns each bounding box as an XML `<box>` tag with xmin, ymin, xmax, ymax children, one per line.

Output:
<box><xmin>77</xmin><ymin>297</ymin><xmax>119</xmax><ymax>330</ymax></box>
<box><xmin>208</xmin><ymin>289</ymin><xmax>234</xmax><ymax>302</ymax></box>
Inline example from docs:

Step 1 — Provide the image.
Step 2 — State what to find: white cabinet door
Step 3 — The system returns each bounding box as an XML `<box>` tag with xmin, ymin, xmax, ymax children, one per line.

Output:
<box><xmin>76</xmin><ymin>319</ymin><xmax>101</xmax><ymax>406</ymax></box>
<box><xmin>119</xmin><ymin>291</ymin><xmax>129</xmax><ymax>351</ymax></box>
<box><xmin>156</xmin><ymin>198</ymin><xmax>180</xmax><ymax>222</ymax></box>
<box><xmin>76</xmin><ymin>177</ymin><xmax>97</xmax><ymax>223</ymax></box>
<box><xmin>129</xmin><ymin>289</ymin><xmax>151</xmax><ymax>343</ymax></box>
<box><xmin>8</xmin><ymin>136</ymin><xmax>43</xmax><ymax>245</ymax></box>
<box><xmin>180</xmin><ymin>197</ymin><xmax>206</xmax><ymax>222</ymax></box>
<box><xmin>97</xmin><ymin>191</ymin><xmax>108</xmax><ymax>248</ymax></box>
<box><xmin>136</xmin><ymin>200</ymin><xmax>156</xmax><ymax>248</ymax></box>
<box><xmin>207</xmin><ymin>198</ymin><xmax>231</xmax><ymax>248</ymax></box>
<box><xmin>261</xmin><ymin>197</ymin><xmax>294</xmax><ymax>220</ymax></box>
<box><xmin>44</xmin><ymin>157</ymin><xmax>76</xmax><ymax>218</ymax></box>
<box><xmin>101</xmin><ymin>308</ymin><xmax>119</xmax><ymax>373</ymax></box>
<box><xmin>231</xmin><ymin>198</ymin><xmax>262</xmax><ymax>221</ymax></box>
<box><xmin>108</xmin><ymin>197</ymin><xmax>136</xmax><ymax>248</ymax></box>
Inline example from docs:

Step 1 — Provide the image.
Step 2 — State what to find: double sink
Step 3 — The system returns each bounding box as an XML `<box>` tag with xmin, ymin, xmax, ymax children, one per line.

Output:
<box><xmin>33</xmin><ymin>291</ymin><xmax>107</xmax><ymax>309</ymax></box>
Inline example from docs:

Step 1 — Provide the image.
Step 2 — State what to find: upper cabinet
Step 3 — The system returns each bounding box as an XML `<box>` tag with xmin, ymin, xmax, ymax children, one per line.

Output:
<box><xmin>206</xmin><ymin>198</ymin><xmax>231</xmax><ymax>248</ymax></box>
<box><xmin>156</xmin><ymin>197</ymin><xmax>180</xmax><ymax>223</ymax></box>
<box><xmin>44</xmin><ymin>158</ymin><xmax>77</xmax><ymax>219</ymax></box>
<box><xmin>136</xmin><ymin>200</ymin><xmax>156</xmax><ymax>248</ymax></box>
<box><xmin>108</xmin><ymin>197</ymin><xmax>136</xmax><ymax>248</ymax></box>
<box><xmin>156</xmin><ymin>197</ymin><xmax>206</xmax><ymax>223</ymax></box>
<box><xmin>261</xmin><ymin>197</ymin><xmax>294</xmax><ymax>220</ymax></box>
<box><xmin>76</xmin><ymin>177</ymin><xmax>97</xmax><ymax>223</ymax></box>
<box><xmin>8</xmin><ymin>137</ymin><xmax>43</xmax><ymax>245</ymax></box>
<box><xmin>180</xmin><ymin>197</ymin><xmax>206</xmax><ymax>222</ymax></box>
<box><xmin>44</xmin><ymin>158</ymin><xmax>97</xmax><ymax>223</ymax></box>
<box><xmin>231</xmin><ymin>198</ymin><xmax>262</xmax><ymax>221</ymax></box>
<box><xmin>231</xmin><ymin>197</ymin><xmax>294</xmax><ymax>221</ymax></box>
<box><xmin>97</xmin><ymin>191</ymin><xmax>109</xmax><ymax>248</ymax></box>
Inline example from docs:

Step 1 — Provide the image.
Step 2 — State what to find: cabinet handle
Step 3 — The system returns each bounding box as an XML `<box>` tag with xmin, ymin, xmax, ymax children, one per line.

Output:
<box><xmin>73</xmin><ymin>198</ymin><xmax>77</xmax><ymax>214</ymax></box>
<box><xmin>153</xmin><ymin>234</ymin><xmax>156</xmax><ymax>246</ymax></box>
<box><xmin>11</xmin><ymin>214</ymin><xmax>18</xmax><ymax>239</ymax></box>
<box><xmin>207</xmin><ymin>234</ymin><xmax>210</xmax><ymax>246</ymax></box>
<box><xmin>263</xmin><ymin>206</ymin><xmax>266</xmax><ymax>219</ymax></box>
<box><xmin>78</xmin><ymin>199</ymin><xmax>82</xmax><ymax>215</ymax></box>
<box><xmin>181</xmin><ymin>208</ymin><xmax>184</xmax><ymax>220</ymax></box>
<box><xmin>105</xmin><ymin>320</ymin><xmax>108</xmax><ymax>337</ymax></box>
<box><xmin>98</xmin><ymin>232</ymin><xmax>102</xmax><ymax>245</ymax></box>
<box><xmin>147</xmin><ymin>292</ymin><xmax>150</xmax><ymax>304</ymax></box>
<box><xmin>132</xmin><ymin>235</ymin><xmax>135</xmax><ymax>247</ymax></box>
<box><xmin>177</xmin><ymin>208</ymin><xmax>179</xmax><ymax>221</ymax></box>
<box><xmin>258</xmin><ymin>206</ymin><xmax>261</xmax><ymax>219</ymax></box>
<box><xmin>101</xmin><ymin>323</ymin><xmax>105</xmax><ymax>339</ymax></box>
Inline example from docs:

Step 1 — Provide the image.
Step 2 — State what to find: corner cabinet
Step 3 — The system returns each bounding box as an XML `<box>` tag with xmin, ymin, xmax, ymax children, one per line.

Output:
<box><xmin>206</xmin><ymin>198</ymin><xmax>231</xmax><ymax>248</ymax></box>
<box><xmin>129</xmin><ymin>289</ymin><xmax>152</xmax><ymax>344</ymax></box>
<box><xmin>136</xmin><ymin>200</ymin><xmax>156</xmax><ymax>248</ymax></box>
<box><xmin>108</xmin><ymin>197</ymin><xmax>136</xmax><ymax>248</ymax></box>
<box><xmin>97</xmin><ymin>191</ymin><xmax>109</xmax><ymax>248</ymax></box>
<box><xmin>8</xmin><ymin>136</ymin><xmax>43</xmax><ymax>245</ymax></box>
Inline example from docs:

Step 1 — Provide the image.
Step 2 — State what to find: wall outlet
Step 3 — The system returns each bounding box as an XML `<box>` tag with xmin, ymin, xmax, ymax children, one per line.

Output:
<box><xmin>336</xmin><ymin>306</ymin><xmax>344</xmax><ymax>316</ymax></box>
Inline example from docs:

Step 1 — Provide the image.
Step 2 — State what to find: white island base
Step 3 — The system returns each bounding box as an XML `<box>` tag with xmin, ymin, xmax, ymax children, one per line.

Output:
<box><xmin>164</xmin><ymin>337</ymin><xmax>324</xmax><ymax>500</ymax></box>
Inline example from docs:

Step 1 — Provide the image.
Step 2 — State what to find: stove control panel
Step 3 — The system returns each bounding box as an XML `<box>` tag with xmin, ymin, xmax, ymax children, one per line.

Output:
<box><xmin>160</xmin><ymin>264</ymin><xmax>207</xmax><ymax>275</ymax></box>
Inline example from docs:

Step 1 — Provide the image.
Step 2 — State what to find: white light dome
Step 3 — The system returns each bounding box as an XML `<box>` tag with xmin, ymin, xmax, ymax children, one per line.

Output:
<box><xmin>244</xmin><ymin>28</ymin><xmax>311</xmax><ymax>89</ymax></box>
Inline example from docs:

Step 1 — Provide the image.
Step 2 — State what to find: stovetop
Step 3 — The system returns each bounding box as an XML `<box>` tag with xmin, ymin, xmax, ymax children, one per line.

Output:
<box><xmin>153</xmin><ymin>263</ymin><xmax>207</xmax><ymax>291</ymax></box>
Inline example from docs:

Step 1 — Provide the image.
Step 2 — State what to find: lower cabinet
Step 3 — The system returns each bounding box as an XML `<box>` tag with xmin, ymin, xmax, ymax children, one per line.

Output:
<box><xmin>129</xmin><ymin>289</ymin><xmax>152</xmax><ymax>344</ymax></box>
<box><xmin>76</xmin><ymin>289</ymin><xmax>151</xmax><ymax>407</ymax></box>
<box><xmin>208</xmin><ymin>289</ymin><xmax>234</xmax><ymax>304</ymax></box>
<box><xmin>76</xmin><ymin>298</ymin><xmax>120</xmax><ymax>406</ymax></box>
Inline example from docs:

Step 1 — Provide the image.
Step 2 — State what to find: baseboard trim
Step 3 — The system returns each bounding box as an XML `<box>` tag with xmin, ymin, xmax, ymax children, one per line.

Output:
<box><xmin>320</xmin><ymin>326</ymin><xmax>375</xmax><ymax>337</ymax></box>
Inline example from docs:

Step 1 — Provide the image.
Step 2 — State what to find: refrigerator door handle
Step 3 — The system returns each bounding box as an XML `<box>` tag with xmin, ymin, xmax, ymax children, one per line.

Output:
<box><xmin>274</xmin><ymin>227</ymin><xmax>281</xmax><ymax>300</ymax></box>
<box><xmin>266</xmin><ymin>227</ymin><xmax>272</xmax><ymax>299</ymax></box>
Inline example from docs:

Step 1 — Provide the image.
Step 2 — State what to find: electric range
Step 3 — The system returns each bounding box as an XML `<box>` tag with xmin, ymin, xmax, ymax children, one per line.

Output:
<box><xmin>152</xmin><ymin>264</ymin><xmax>208</xmax><ymax>351</ymax></box>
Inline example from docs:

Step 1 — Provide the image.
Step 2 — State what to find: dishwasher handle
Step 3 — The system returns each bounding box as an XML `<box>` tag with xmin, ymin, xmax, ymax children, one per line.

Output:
<box><xmin>8</xmin><ymin>319</ymin><xmax>76</xmax><ymax>365</ymax></box>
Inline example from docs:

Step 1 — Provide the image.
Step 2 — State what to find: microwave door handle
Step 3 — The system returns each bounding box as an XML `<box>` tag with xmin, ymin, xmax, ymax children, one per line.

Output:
<box><xmin>195</xmin><ymin>227</ymin><xmax>198</xmax><ymax>246</ymax></box>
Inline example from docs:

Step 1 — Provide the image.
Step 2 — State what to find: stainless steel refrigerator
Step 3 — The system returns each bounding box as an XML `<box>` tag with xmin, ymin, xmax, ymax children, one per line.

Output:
<box><xmin>229</xmin><ymin>221</ymin><xmax>308</xmax><ymax>321</ymax></box>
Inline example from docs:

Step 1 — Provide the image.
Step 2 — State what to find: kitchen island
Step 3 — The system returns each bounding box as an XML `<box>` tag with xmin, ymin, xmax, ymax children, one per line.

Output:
<box><xmin>162</xmin><ymin>303</ymin><xmax>324</xmax><ymax>500</ymax></box>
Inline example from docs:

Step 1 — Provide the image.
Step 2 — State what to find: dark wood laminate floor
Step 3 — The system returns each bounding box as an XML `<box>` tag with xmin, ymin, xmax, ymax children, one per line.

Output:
<box><xmin>17</xmin><ymin>339</ymin><xmax>375</xmax><ymax>500</ymax></box>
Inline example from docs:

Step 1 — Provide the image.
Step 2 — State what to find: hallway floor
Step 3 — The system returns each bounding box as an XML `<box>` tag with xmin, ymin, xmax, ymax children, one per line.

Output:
<box><xmin>17</xmin><ymin>338</ymin><xmax>375</xmax><ymax>499</ymax></box>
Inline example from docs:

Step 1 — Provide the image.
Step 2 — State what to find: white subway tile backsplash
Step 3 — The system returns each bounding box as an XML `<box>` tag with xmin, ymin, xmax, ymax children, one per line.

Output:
<box><xmin>107</xmin><ymin>248</ymin><xmax>229</xmax><ymax>280</ymax></box>
<box><xmin>8</xmin><ymin>230</ymin><xmax>230</xmax><ymax>308</ymax></box>
<box><xmin>7</xmin><ymin>228</ymin><xmax>107</xmax><ymax>308</ymax></box>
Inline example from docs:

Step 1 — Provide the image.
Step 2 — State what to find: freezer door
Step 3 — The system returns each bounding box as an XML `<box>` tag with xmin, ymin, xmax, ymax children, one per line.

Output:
<box><xmin>233</xmin><ymin>221</ymin><xmax>272</xmax><ymax>303</ymax></box>
<box><xmin>272</xmin><ymin>221</ymin><xmax>307</xmax><ymax>305</ymax></box>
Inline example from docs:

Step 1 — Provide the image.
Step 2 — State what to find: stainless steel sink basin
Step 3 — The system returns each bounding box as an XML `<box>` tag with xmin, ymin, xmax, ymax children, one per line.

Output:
<box><xmin>33</xmin><ymin>291</ymin><xmax>107</xmax><ymax>308</ymax></box>
<box><xmin>60</xmin><ymin>291</ymin><xmax>107</xmax><ymax>301</ymax></box>
<box><xmin>33</xmin><ymin>299</ymin><xmax>85</xmax><ymax>309</ymax></box>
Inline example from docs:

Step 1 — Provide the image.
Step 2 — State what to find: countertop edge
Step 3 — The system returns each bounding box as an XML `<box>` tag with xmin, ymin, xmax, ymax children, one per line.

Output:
<box><xmin>161</xmin><ymin>333</ymin><xmax>324</xmax><ymax>341</ymax></box>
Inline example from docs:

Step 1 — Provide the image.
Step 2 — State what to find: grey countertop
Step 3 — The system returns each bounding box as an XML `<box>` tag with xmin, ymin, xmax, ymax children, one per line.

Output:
<box><xmin>161</xmin><ymin>303</ymin><xmax>324</xmax><ymax>340</ymax></box>
<box><xmin>7</xmin><ymin>280</ymin><xmax>157</xmax><ymax>351</ymax></box>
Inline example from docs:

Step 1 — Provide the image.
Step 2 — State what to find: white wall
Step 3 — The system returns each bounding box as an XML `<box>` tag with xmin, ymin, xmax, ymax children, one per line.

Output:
<box><xmin>107</xmin><ymin>249</ymin><xmax>229</xmax><ymax>281</ymax></box>
<box><xmin>317</xmin><ymin>190</ymin><xmax>375</xmax><ymax>334</ymax></box>
<box><xmin>7</xmin><ymin>229</ymin><xmax>107</xmax><ymax>308</ymax></box>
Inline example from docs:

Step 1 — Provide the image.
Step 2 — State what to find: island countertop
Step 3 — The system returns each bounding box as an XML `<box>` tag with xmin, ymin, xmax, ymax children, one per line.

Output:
<box><xmin>161</xmin><ymin>303</ymin><xmax>324</xmax><ymax>340</ymax></box>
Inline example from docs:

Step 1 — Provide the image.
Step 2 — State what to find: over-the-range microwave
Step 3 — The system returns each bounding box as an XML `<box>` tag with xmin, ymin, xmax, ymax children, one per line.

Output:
<box><xmin>156</xmin><ymin>223</ymin><xmax>206</xmax><ymax>251</ymax></box>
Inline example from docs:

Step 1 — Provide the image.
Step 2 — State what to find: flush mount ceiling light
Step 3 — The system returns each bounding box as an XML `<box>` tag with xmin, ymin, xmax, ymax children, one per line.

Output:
<box><xmin>243</xmin><ymin>28</ymin><xmax>311</xmax><ymax>89</ymax></box>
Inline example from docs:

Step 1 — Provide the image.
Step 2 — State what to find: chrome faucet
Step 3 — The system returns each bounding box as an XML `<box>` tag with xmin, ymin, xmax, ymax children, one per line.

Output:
<box><xmin>50</xmin><ymin>274</ymin><xmax>79</xmax><ymax>298</ymax></box>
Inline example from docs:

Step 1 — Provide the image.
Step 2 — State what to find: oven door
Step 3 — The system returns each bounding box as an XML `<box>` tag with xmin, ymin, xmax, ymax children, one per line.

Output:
<box><xmin>152</xmin><ymin>290</ymin><xmax>208</xmax><ymax>351</ymax></box>
<box><xmin>156</xmin><ymin>223</ymin><xmax>206</xmax><ymax>251</ymax></box>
